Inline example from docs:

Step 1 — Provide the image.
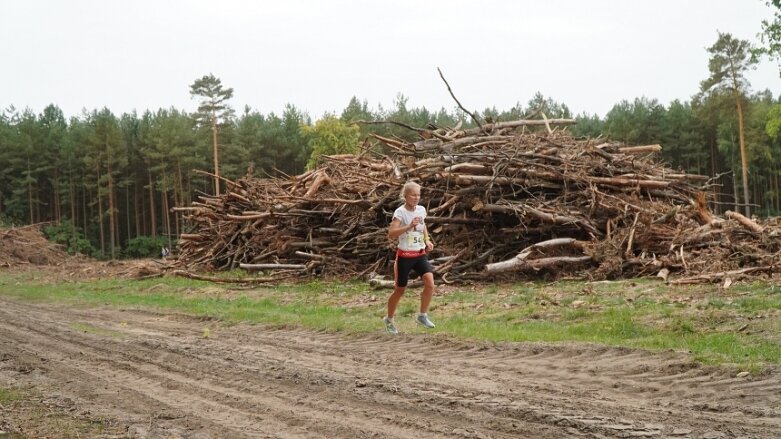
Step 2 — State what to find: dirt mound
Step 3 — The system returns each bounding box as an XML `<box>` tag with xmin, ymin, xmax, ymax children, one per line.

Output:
<box><xmin>60</xmin><ymin>259</ymin><xmax>164</xmax><ymax>281</ymax></box>
<box><xmin>0</xmin><ymin>226</ymin><xmax>167</xmax><ymax>281</ymax></box>
<box><xmin>0</xmin><ymin>226</ymin><xmax>74</xmax><ymax>267</ymax></box>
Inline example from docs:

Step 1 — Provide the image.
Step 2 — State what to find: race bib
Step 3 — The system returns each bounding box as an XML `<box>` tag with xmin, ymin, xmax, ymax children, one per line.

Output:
<box><xmin>406</xmin><ymin>231</ymin><xmax>425</xmax><ymax>250</ymax></box>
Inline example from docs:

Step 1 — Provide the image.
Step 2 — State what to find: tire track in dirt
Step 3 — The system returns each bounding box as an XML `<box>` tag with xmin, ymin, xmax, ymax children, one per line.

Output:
<box><xmin>190</xmin><ymin>326</ymin><xmax>780</xmax><ymax>436</ymax></box>
<box><xmin>0</xmin><ymin>320</ymin><xmax>442</xmax><ymax>438</ymax></box>
<box><xmin>0</xmin><ymin>299</ymin><xmax>552</xmax><ymax>438</ymax></box>
<box><xmin>0</xmin><ymin>297</ymin><xmax>779</xmax><ymax>438</ymax></box>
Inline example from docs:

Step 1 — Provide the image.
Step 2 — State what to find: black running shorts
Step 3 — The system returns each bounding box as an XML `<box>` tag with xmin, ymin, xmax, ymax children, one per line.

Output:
<box><xmin>394</xmin><ymin>254</ymin><xmax>433</xmax><ymax>287</ymax></box>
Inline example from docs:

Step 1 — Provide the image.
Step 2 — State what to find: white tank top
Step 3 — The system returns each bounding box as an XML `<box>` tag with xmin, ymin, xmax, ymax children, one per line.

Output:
<box><xmin>393</xmin><ymin>205</ymin><xmax>427</xmax><ymax>252</ymax></box>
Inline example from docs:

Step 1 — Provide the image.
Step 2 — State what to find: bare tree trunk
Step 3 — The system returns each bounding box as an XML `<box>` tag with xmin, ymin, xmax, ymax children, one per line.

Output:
<box><xmin>69</xmin><ymin>173</ymin><xmax>76</xmax><ymax>239</ymax></box>
<box><xmin>212</xmin><ymin>115</ymin><xmax>220</xmax><ymax>195</ymax></box>
<box><xmin>27</xmin><ymin>158</ymin><xmax>34</xmax><ymax>224</ymax></box>
<box><xmin>773</xmin><ymin>167</ymin><xmax>781</xmax><ymax>215</ymax></box>
<box><xmin>81</xmin><ymin>186</ymin><xmax>88</xmax><ymax>234</ymax></box>
<box><xmin>697</xmin><ymin>153</ymin><xmax>702</xmax><ymax>176</ymax></box>
<box><xmin>161</xmin><ymin>171</ymin><xmax>172</xmax><ymax>249</ymax></box>
<box><xmin>106</xmin><ymin>154</ymin><xmax>116</xmax><ymax>260</ymax></box>
<box><xmin>185</xmin><ymin>165</ymin><xmax>192</xmax><ymax>206</ymax></box>
<box><xmin>754</xmin><ymin>178</ymin><xmax>761</xmax><ymax>216</ymax></box>
<box><xmin>53</xmin><ymin>168</ymin><xmax>61</xmax><ymax>224</ymax></box>
<box><xmin>147</xmin><ymin>164</ymin><xmax>157</xmax><ymax>238</ymax></box>
<box><xmin>729</xmin><ymin>136</ymin><xmax>740</xmax><ymax>213</ymax></box>
<box><xmin>710</xmin><ymin>136</ymin><xmax>720</xmax><ymax>214</ymax></box>
<box><xmin>114</xmin><ymin>188</ymin><xmax>120</xmax><ymax>250</ymax></box>
<box><xmin>734</xmin><ymin>93</ymin><xmax>750</xmax><ymax>217</ymax></box>
<box><xmin>176</xmin><ymin>160</ymin><xmax>184</xmax><ymax>239</ymax></box>
<box><xmin>96</xmin><ymin>162</ymin><xmax>105</xmax><ymax>257</ymax></box>
<box><xmin>134</xmin><ymin>179</ymin><xmax>142</xmax><ymax>237</ymax></box>
<box><xmin>125</xmin><ymin>178</ymin><xmax>131</xmax><ymax>245</ymax></box>
<box><xmin>140</xmin><ymin>182</ymin><xmax>147</xmax><ymax>236</ymax></box>
<box><xmin>733</xmin><ymin>167</ymin><xmax>740</xmax><ymax>213</ymax></box>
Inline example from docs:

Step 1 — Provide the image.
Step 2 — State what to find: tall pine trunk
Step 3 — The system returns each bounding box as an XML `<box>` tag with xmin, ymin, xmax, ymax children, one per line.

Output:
<box><xmin>96</xmin><ymin>162</ymin><xmax>105</xmax><ymax>257</ymax></box>
<box><xmin>69</xmin><ymin>173</ymin><xmax>76</xmax><ymax>240</ymax></box>
<box><xmin>134</xmin><ymin>180</ymin><xmax>141</xmax><ymax>237</ymax></box>
<box><xmin>709</xmin><ymin>136</ymin><xmax>719</xmax><ymax>214</ymax></box>
<box><xmin>175</xmin><ymin>160</ymin><xmax>184</xmax><ymax>239</ymax></box>
<box><xmin>53</xmin><ymin>168</ymin><xmax>61</xmax><ymax>224</ymax></box>
<box><xmin>147</xmin><ymin>163</ymin><xmax>157</xmax><ymax>238</ymax></box>
<box><xmin>212</xmin><ymin>115</ymin><xmax>220</xmax><ymax>195</ymax></box>
<box><xmin>125</xmin><ymin>180</ymin><xmax>131</xmax><ymax>245</ymax></box>
<box><xmin>733</xmin><ymin>91</ymin><xmax>750</xmax><ymax>217</ymax></box>
<box><xmin>161</xmin><ymin>170</ymin><xmax>172</xmax><ymax>249</ymax></box>
<box><xmin>27</xmin><ymin>158</ymin><xmax>34</xmax><ymax>224</ymax></box>
<box><xmin>775</xmin><ymin>167</ymin><xmax>780</xmax><ymax>213</ymax></box>
<box><xmin>106</xmin><ymin>150</ymin><xmax>116</xmax><ymax>260</ymax></box>
<box><xmin>81</xmin><ymin>186</ymin><xmax>88</xmax><ymax>235</ymax></box>
<box><xmin>733</xmin><ymin>167</ymin><xmax>741</xmax><ymax>213</ymax></box>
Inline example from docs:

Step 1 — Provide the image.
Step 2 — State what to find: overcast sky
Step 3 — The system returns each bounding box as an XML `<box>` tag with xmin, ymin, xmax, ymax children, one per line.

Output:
<box><xmin>2</xmin><ymin>0</ymin><xmax>780</xmax><ymax>121</ymax></box>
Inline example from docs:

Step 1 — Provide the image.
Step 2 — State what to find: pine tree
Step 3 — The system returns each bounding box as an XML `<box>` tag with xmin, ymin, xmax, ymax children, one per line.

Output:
<box><xmin>189</xmin><ymin>74</ymin><xmax>234</xmax><ymax>195</ymax></box>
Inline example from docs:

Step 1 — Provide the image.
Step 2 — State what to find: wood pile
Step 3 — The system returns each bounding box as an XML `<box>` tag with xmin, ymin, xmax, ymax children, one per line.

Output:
<box><xmin>174</xmin><ymin>120</ymin><xmax>780</xmax><ymax>285</ymax></box>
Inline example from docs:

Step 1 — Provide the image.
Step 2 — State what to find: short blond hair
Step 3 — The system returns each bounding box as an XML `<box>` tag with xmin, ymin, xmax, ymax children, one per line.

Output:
<box><xmin>399</xmin><ymin>181</ymin><xmax>421</xmax><ymax>201</ymax></box>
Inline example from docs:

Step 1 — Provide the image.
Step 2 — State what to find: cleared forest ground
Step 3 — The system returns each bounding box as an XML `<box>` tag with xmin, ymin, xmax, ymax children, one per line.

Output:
<box><xmin>1</xmin><ymin>284</ymin><xmax>780</xmax><ymax>438</ymax></box>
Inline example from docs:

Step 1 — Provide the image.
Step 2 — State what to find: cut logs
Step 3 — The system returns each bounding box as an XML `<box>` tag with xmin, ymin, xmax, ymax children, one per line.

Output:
<box><xmin>174</xmin><ymin>121</ymin><xmax>780</xmax><ymax>284</ymax></box>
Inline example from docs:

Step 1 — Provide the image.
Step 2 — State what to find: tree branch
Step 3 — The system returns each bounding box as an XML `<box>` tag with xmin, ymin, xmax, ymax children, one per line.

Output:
<box><xmin>437</xmin><ymin>67</ymin><xmax>482</xmax><ymax>130</ymax></box>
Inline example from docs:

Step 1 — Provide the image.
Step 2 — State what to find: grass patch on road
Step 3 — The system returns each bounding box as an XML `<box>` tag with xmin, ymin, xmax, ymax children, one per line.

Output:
<box><xmin>1</xmin><ymin>271</ymin><xmax>779</xmax><ymax>369</ymax></box>
<box><xmin>68</xmin><ymin>322</ymin><xmax>125</xmax><ymax>338</ymax></box>
<box><xmin>0</xmin><ymin>385</ymin><xmax>119</xmax><ymax>438</ymax></box>
<box><xmin>0</xmin><ymin>387</ymin><xmax>24</xmax><ymax>402</ymax></box>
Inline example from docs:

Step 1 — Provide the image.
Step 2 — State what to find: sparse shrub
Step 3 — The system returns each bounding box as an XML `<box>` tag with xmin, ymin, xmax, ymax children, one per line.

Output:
<box><xmin>124</xmin><ymin>235</ymin><xmax>170</xmax><ymax>258</ymax></box>
<box><xmin>42</xmin><ymin>219</ymin><xmax>95</xmax><ymax>256</ymax></box>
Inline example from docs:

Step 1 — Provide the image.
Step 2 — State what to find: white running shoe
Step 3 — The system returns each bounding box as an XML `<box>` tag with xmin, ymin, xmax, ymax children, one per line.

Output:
<box><xmin>415</xmin><ymin>313</ymin><xmax>436</xmax><ymax>329</ymax></box>
<box><xmin>383</xmin><ymin>317</ymin><xmax>399</xmax><ymax>335</ymax></box>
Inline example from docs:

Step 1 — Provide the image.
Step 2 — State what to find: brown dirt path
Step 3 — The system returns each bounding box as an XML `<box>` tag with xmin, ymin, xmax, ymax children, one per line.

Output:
<box><xmin>0</xmin><ymin>296</ymin><xmax>779</xmax><ymax>438</ymax></box>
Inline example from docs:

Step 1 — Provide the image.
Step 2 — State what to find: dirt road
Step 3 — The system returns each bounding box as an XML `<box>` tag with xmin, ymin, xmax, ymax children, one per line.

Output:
<box><xmin>0</xmin><ymin>296</ymin><xmax>779</xmax><ymax>438</ymax></box>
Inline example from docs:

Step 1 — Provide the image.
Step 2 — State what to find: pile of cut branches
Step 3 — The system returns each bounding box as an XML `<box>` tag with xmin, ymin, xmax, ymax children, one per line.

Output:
<box><xmin>174</xmin><ymin>121</ymin><xmax>779</xmax><ymax>285</ymax></box>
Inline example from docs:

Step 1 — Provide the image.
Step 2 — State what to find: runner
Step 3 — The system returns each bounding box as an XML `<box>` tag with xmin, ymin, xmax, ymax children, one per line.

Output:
<box><xmin>383</xmin><ymin>181</ymin><xmax>437</xmax><ymax>335</ymax></box>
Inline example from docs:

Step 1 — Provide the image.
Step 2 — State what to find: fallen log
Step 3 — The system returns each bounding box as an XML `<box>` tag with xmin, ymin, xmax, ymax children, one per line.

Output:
<box><xmin>294</xmin><ymin>251</ymin><xmax>326</xmax><ymax>260</ymax></box>
<box><xmin>485</xmin><ymin>238</ymin><xmax>588</xmax><ymax>273</ymax></box>
<box><xmin>226</xmin><ymin>212</ymin><xmax>271</xmax><ymax>221</ymax></box>
<box><xmin>523</xmin><ymin>206</ymin><xmax>602</xmax><ymax>236</ymax></box>
<box><xmin>239</xmin><ymin>263</ymin><xmax>308</xmax><ymax>271</ymax></box>
<box><xmin>725</xmin><ymin>210</ymin><xmax>764</xmax><ymax>234</ymax></box>
<box><xmin>586</xmin><ymin>176</ymin><xmax>670</xmax><ymax>189</ymax></box>
<box><xmin>618</xmin><ymin>144</ymin><xmax>662</xmax><ymax>154</ymax></box>
<box><xmin>179</xmin><ymin>234</ymin><xmax>205</xmax><ymax>241</ymax></box>
<box><xmin>169</xmin><ymin>270</ymin><xmax>295</xmax><ymax>284</ymax></box>
<box><xmin>462</xmin><ymin>118</ymin><xmax>578</xmax><ymax>135</ymax></box>
<box><xmin>368</xmin><ymin>277</ymin><xmax>422</xmax><ymax>289</ymax></box>
<box><xmin>511</xmin><ymin>256</ymin><xmax>592</xmax><ymax>272</ymax></box>
<box><xmin>426</xmin><ymin>216</ymin><xmax>490</xmax><ymax>225</ymax></box>
<box><xmin>669</xmin><ymin>266</ymin><xmax>773</xmax><ymax>285</ymax></box>
<box><xmin>304</xmin><ymin>171</ymin><xmax>331</xmax><ymax>198</ymax></box>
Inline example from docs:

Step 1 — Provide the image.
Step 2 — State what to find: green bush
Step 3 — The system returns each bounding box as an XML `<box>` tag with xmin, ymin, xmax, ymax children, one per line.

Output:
<box><xmin>124</xmin><ymin>235</ymin><xmax>170</xmax><ymax>258</ymax></box>
<box><xmin>42</xmin><ymin>220</ymin><xmax>95</xmax><ymax>256</ymax></box>
<box><xmin>0</xmin><ymin>214</ymin><xmax>13</xmax><ymax>228</ymax></box>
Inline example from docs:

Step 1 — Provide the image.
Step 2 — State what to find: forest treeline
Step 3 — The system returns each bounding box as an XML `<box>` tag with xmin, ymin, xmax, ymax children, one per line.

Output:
<box><xmin>1</xmin><ymin>29</ymin><xmax>781</xmax><ymax>259</ymax></box>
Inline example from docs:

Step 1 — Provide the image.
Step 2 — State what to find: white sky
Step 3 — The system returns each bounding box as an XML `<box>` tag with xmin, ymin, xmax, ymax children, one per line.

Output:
<box><xmin>2</xmin><ymin>0</ymin><xmax>780</xmax><ymax>120</ymax></box>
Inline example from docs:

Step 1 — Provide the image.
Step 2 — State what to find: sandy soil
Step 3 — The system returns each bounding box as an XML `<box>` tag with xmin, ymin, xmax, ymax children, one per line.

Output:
<box><xmin>0</xmin><ymin>295</ymin><xmax>779</xmax><ymax>439</ymax></box>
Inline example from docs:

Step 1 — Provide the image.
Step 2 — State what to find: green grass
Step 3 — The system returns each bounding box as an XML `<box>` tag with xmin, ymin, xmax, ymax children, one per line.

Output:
<box><xmin>0</xmin><ymin>387</ymin><xmax>24</xmax><ymax>402</ymax></box>
<box><xmin>0</xmin><ymin>386</ymin><xmax>115</xmax><ymax>438</ymax></box>
<box><xmin>1</xmin><ymin>271</ymin><xmax>780</xmax><ymax>369</ymax></box>
<box><xmin>68</xmin><ymin>322</ymin><xmax>124</xmax><ymax>338</ymax></box>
